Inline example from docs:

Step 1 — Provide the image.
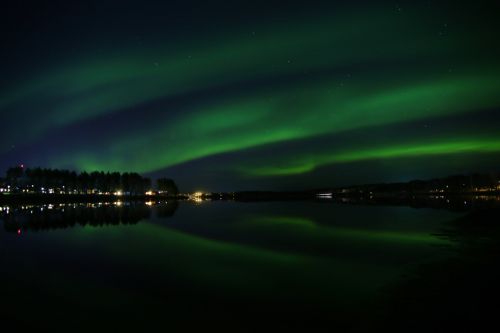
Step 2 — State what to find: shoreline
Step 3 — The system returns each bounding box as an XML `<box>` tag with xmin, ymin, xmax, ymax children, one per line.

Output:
<box><xmin>0</xmin><ymin>193</ymin><xmax>184</xmax><ymax>205</ymax></box>
<box><xmin>1</xmin><ymin>192</ymin><xmax>499</xmax><ymax>211</ymax></box>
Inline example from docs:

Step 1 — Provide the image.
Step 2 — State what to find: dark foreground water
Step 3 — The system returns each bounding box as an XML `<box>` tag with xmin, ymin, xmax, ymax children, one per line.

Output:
<box><xmin>0</xmin><ymin>200</ymin><xmax>498</xmax><ymax>332</ymax></box>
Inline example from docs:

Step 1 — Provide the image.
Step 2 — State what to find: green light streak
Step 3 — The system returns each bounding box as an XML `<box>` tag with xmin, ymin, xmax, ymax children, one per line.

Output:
<box><xmin>57</xmin><ymin>69</ymin><xmax>500</xmax><ymax>173</ymax></box>
<box><xmin>243</xmin><ymin>137</ymin><xmax>500</xmax><ymax>177</ymax></box>
<box><xmin>240</xmin><ymin>216</ymin><xmax>452</xmax><ymax>245</ymax></box>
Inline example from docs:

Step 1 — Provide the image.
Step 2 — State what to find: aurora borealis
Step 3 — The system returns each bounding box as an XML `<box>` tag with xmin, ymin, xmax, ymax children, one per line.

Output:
<box><xmin>1</xmin><ymin>0</ymin><xmax>500</xmax><ymax>190</ymax></box>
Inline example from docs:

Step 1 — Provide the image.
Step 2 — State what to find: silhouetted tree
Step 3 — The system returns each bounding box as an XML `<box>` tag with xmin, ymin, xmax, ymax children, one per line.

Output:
<box><xmin>6</xmin><ymin>166</ymin><xmax>24</xmax><ymax>186</ymax></box>
<box><xmin>78</xmin><ymin>171</ymin><xmax>90</xmax><ymax>193</ymax></box>
<box><xmin>110</xmin><ymin>172</ymin><xmax>121</xmax><ymax>192</ymax></box>
<box><xmin>121</xmin><ymin>172</ymin><xmax>130</xmax><ymax>193</ymax></box>
<box><xmin>3</xmin><ymin>166</ymin><xmax>171</xmax><ymax>195</ymax></box>
<box><xmin>157</xmin><ymin>178</ymin><xmax>178</xmax><ymax>195</ymax></box>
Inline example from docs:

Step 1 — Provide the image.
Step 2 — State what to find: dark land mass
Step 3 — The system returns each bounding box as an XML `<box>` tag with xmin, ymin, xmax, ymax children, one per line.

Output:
<box><xmin>379</xmin><ymin>208</ymin><xmax>500</xmax><ymax>333</ymax></box>
<box><xmin>215</xmin><ymin>172</ymin><xmax>500</xmax><ymax>211</ymax></box>
<box><xmin>229</xmin><ymin>172</ymin><xmax>500</xmax><ymax>200</ymax></box>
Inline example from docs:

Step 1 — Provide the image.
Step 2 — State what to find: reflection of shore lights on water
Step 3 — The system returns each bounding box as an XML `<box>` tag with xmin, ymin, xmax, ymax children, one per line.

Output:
<box><xmin>145</xmin><ymin>201</ymin><xmax>154</xmax><ymax>206</ymax></box>
<box><xmin>115</xmin><ymin>201</ymin><xmax>123</xmax><ymax>207</ymax></box>
<box><xmin>114</xmin><ymin>191</ymin><xmax>123</xmax><ymax>196</ymax></box>
<box><xmin>189</xmin><ymin>192</ymin><xmax>205</xmax><ymax>203</ymax></box>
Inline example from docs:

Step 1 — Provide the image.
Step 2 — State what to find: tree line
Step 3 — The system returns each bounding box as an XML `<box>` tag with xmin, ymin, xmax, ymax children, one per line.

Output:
<box><xmin>1</xmin><ymin>166</ymin><xmax>178</xmax><ymax>195</ymax></box>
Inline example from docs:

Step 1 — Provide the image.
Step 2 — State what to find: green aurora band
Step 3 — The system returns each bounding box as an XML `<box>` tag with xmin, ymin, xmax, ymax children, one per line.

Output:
<box><xmin>63</xmin><ymin>69</ymin><xmax>500</xmax><ymax>174</ymax></box>
<box><xmin>242</xmin><ymin>137</ymin><xmax>500</xmax><ymax>176</ymax></box>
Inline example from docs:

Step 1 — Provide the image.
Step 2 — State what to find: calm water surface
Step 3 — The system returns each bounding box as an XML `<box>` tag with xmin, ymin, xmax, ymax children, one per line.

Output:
<box><xmin>0</xmin><ymin>201</ymin><xmax>463</xmax><ymax>331</ymax></box>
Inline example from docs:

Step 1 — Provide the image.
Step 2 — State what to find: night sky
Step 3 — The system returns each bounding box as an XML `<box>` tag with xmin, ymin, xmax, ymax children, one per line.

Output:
<box><xmin>1</xmin><ymin>0</ymin><xmax>499</xmax><ymax>191</ymax></box>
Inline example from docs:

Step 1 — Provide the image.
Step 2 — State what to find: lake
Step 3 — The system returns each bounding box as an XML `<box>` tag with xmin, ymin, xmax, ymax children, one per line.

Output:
<box><xmin>0</xmin><ymin>200</ymin><xmax>497</xmax><ymax>332</ymax></box>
